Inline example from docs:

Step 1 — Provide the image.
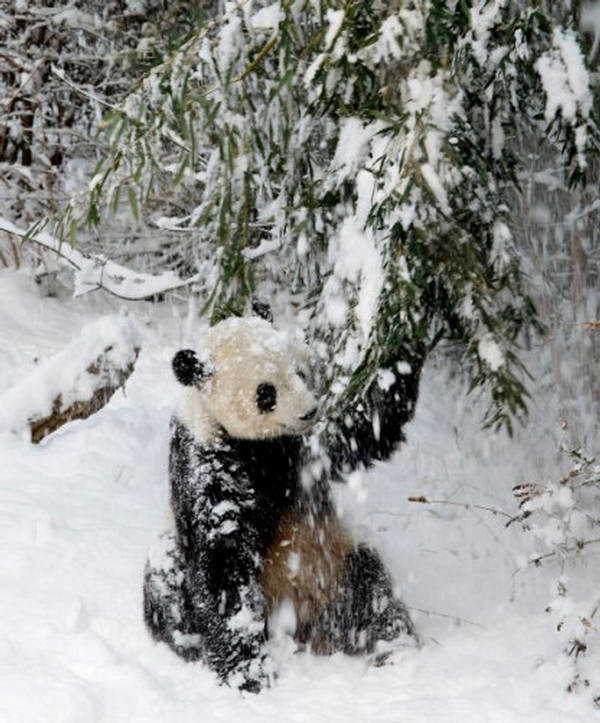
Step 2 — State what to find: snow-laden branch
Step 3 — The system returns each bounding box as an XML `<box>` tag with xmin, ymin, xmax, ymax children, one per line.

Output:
<box><xmin>0</xmin><ymin>217</ymin><xmax>199</xmax><ymax>299</ymax></box>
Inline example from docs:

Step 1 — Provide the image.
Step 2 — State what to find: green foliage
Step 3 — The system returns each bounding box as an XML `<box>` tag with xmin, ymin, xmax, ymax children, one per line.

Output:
<box><xmin>60</xmin><ymin>0</ymin><xmax>600</xmax><ymax>433</ymax></box>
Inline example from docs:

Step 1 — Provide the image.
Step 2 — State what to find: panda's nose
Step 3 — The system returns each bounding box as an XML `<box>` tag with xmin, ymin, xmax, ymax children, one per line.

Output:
<box><xmin>300</xmin><ymin>406</ymin><xmax>318</xmax><ymax>421</ymax></box>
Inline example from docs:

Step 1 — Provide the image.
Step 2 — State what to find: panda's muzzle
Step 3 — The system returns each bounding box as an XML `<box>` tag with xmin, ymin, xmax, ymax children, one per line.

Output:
<box><xmin>299</xmin><ymin>406</ymin><xmax>318</xmax><ymax>421</ymax></box>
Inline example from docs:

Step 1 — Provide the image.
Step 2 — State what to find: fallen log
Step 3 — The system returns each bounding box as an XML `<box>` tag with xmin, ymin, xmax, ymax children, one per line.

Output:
<box><xmin>0</xmin><ymin>316</ymin><xmax>141</xmax><ymax>443</ymax></box>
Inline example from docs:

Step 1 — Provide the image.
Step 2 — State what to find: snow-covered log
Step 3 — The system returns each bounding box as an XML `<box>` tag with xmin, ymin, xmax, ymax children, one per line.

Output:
<box><xmin>0</xmin><ymin>218</ymin><xmax>199</xmax><ymax>300</ymax></box>
<box><xmin>0</xmin><ymin>316</ymin><xmax>141</xmax><ymax>443</ymax></box>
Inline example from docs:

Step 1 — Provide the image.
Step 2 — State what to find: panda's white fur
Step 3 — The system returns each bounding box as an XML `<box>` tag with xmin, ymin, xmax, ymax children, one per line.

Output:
<box><xmin>174</xmin><ymin>317</ymin><xmax>317</xmax><ymax>444</ymax></box>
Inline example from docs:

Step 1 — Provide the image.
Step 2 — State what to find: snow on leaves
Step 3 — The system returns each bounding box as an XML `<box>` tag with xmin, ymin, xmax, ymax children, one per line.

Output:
<box><xmin>535</xmin><ymin>28</ymin><xmax>593</xmax><ymax>167</ymax></box>
<box><xmin>49</xmin><ymin>0</ymin><xmax>599</xmax><ymax>434</ymax></box>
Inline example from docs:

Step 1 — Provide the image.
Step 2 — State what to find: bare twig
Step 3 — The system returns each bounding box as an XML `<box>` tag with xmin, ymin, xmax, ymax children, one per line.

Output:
<box><xmin>50</xmin><ymin>65</ymin><xmax>121</xmax><ymax>111</ymax></box>
<box><xmin>407</xmin><ymin>495</ymin><xmax>513</xmax><ymax>520</ymax></box>
<box><xmin>576</xmin><ymin>321</ymin><xmax>600</xmax><ymax>329</ymax></box>
<box><xmin>527</xmin><ymin>537</ymin><xmax>600</xmax><ymax>567</ymax></box>
<box><xmin>406</xmin><ymin>606</ymin><xmax>485</xmax><ymax>629</ymax></box>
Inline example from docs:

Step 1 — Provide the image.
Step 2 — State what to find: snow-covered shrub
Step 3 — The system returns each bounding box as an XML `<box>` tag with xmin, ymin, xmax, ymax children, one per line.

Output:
<box><xmin>513</xmin><ymin>441</ymin><xmax>600</xmax><ymax>704</ymax></box>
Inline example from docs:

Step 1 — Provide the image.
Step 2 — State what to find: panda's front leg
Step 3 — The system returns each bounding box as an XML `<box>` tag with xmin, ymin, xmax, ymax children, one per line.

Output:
<box><xmin>195</xmin><ymin>506</ymin><xmax>274</xmax><ymax>692</ymax></box>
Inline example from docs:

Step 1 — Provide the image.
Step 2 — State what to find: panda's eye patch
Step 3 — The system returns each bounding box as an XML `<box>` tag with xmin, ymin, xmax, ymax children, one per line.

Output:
<box><xmin>296</xmin><ymin>369</ymin><xmax>307</xmax><ymax>382</ymax></box>
<box><xmin>256</xmin><ymin>383</ymin><xmax>277</xmax><ymax>413</ymax></box>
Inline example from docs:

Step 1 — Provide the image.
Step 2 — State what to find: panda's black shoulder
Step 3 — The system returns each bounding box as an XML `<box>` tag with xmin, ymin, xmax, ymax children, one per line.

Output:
<box><xmin>228</xmin><ymin>435</ymin><xmax>303</xmax><ymax>503</ymax></box>
<box><xmin>169</xmin><ymin>420</ymin><xmax>303</xmax><ymax>505</ymax></box>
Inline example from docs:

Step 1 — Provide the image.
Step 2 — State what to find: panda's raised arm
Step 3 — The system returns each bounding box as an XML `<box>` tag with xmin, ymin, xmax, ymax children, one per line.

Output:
<box><xmin>321</xmin><ymin>353</ymin><xmax>424</xmax><ymax>479</ymax></box>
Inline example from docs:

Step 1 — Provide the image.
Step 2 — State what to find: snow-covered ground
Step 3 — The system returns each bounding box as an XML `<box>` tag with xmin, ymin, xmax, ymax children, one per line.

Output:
<box><xmin>0</xmin><ymin>269</ymin><xmax>597</xmax><ymax>722</ymax></box>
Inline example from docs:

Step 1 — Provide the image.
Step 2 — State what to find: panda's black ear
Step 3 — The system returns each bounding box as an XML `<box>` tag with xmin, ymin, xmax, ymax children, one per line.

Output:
<box><xmin>251</xmin><ymin>297</ymin><xmax>273</xmax><ymax>323</ymax></box>
<box><xmin>172</xmin><ymin>349</ymin><xmax>210</xmax><ymax>387</ymax></box>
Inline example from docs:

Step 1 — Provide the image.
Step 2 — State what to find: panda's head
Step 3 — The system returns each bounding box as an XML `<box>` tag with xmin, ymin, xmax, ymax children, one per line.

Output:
<box><xmin>172</xmin><ymin>317</ymin><xmax>318</xmax><ymax>442</ymax></box>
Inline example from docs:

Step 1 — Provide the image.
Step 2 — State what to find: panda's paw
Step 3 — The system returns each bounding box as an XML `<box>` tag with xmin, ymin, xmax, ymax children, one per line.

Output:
<box><xmin>230</xmin><ymin>655</ymin><xmax>277</xmax><ymax>694</ymax></box>
<box><xmin>366</xmin><ymin>628</ymin><xmax>421</xmax><ymax>669</ymax></box>
<box><xmin>367</xmin><ymin>649</ymin><xmax>394</xmax><ymax>668</ymax></box>
<box><xmin>238</xmin><ymin>677</ymin><xmax>263</xmax><ymax>694</ymax></box>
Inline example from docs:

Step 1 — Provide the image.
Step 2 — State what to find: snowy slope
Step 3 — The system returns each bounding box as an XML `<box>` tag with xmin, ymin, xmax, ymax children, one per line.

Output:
<box><xmin>0</xmin><ymin>270</ymin><xmax>597</xmax><ymax>722</ymax></box>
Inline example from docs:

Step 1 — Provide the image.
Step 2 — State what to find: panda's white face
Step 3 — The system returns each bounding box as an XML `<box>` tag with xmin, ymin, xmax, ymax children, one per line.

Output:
<box><xmin>174</xmin><ymin>317</ymin><xmax>317</xmax><ymax>443</ymax></box>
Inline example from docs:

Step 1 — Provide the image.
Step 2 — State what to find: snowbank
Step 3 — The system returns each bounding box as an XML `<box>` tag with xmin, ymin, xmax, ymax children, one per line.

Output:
<box><xmin>0</xmin><ymin>270</ymin><xmax>598</xmax><ymax>721</ymax></box>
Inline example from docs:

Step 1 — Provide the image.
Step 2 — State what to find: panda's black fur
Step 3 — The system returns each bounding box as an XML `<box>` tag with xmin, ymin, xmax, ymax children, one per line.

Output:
<box><xmin>143</xmin><ymin>321</ymin><xmax>423</xmax><ymax>692</ymax></box>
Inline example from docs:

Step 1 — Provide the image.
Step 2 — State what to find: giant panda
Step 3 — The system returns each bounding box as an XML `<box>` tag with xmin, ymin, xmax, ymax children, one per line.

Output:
<box><xmin>143</xmin><ymin>315</ymin><xmax>422</xmax><ymax>692</ymax></box>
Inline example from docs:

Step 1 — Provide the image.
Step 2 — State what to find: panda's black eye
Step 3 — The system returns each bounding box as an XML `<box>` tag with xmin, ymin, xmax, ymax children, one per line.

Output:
<box><xmin>256</xmin><ymin>383</ymin><xmax>277</xmax><ymax>413</ymax></box>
